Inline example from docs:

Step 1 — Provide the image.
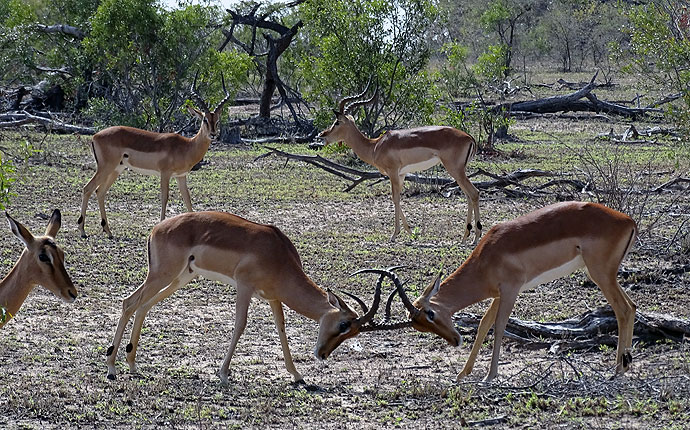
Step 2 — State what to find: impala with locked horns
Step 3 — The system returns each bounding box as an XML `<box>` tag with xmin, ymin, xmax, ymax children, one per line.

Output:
<box><xmin>105</xmin><ymin>211</ymin><xmax>398</xmax><ymax>383</ymax></box>
<box><xmin>318</xmin><ymin>80</ymin><xmax>481</xmax><ymax>242</ymax></box>
<box><xmin>386</xmin><ymin>202</ymin><xmax>637</xmax><ymax>381</ymax></box>
<box><xmin>78</xmin><ymin>73</ymin><xmax>231</xmax><ymax>238</ymax></box>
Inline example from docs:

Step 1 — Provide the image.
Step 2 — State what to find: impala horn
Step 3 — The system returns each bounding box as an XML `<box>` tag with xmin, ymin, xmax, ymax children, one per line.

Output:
<box><xmin>213</xmin><ymin>72</ymin><xmax>232</xmax><ymax>113</ymax></box>
<box><xmin>353</xmin><ymin>267</ymin><xmax>419</xmax><ymax>319</ymax></box>
<box><xmin>337</xmin><ymin>76</ymin><xmax>377</xmax><ymax>115</ymax></box>
<box><xmin>349</xmin><ymin>266</ymin><xmax>415</xmax><ymax>332</ymax></box>
<box><xmin>190</xmin><ymin>70</ymin><xmax>211</xmax><ymax>114</ymax></box>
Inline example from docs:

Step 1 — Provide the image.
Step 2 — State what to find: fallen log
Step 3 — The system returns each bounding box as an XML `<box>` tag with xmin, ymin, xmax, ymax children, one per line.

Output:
<box><xmin>496</xmin><ymin>72</ymin><xmax>599</xmax><ymax>114</ymax></box>
<box><xmin>491</xmin><ymin>72</ymin><xmax>663</xmax><ymax>118</ymax></box>
<box><xmin>454</xmin><ymin>307</ymin><xmax>690</xmax><ymax>352</ymax></box>
<box><xmin>0</xmin><ymin>111</ymin><xmax>94</xmax><ymax>135</ymax></box>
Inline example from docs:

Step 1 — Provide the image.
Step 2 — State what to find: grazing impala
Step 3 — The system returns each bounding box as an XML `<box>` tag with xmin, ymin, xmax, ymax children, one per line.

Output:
<box><xmin>387</xmin><ymin>202</ymin><xmax>637</xmax><ymax>381</ymax></box>
<box><xmin>105</xmin><ymin>211</ymin><xmax>393</xmax><ymax>383</ymax></box>
<box><xmin>78</xmin><ymin>75</ymin><xmax>231</xmax><ymax>238</ymax></box>
<box><xmin>318</xmin><ymin>84</ymin><xmax>481</xmax><ymax>242</ymax></box>
<box><xmin>0</xmin><ymin>210</ymin><xmax>77</xmax><ymax>328</ymax></box>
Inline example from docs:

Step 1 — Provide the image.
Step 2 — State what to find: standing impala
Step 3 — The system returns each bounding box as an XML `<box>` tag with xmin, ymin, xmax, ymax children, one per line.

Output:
<box><xmin>105</xmin><ymin>211</ymin><xmax>392</xmax><ymax>383</ymax></box>
<box><xmin>1</xmin><ymin>210</ymin><xmax>77</xmax><ymax>328</ymax></box>
<box><xmin>389</xmin><ymin>202</ymin><xmax>637</xmax><ymax>381</ymax></box>
<box><xmin>78</xmin><ymin>75</ymin><xmax>230</xmax><ymax>238</ymax></box>
<box><xmin>318</xmin><ymin>84</ymin><xmax>481</xmax><ymax>242</ymax></box>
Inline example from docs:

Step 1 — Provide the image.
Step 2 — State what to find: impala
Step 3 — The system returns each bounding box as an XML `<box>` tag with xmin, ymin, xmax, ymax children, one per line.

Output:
<box><xmin>0</xmin><ymin>210</ymin><xmax>77</xmax><ymax>328</ymax></box>
<box><xmin>318</xmin><ymin>84</ymin><xmax>481</xmax><ymax>242</ymax></box>
<box><xmin>78</xmin><ymin>75</ymin><xmax>230</xmax><ymax>238</ymax></box>
<box><xmin>105</xmin><ymin>211</ymin><xmax>394</xmax><ymax>383</ymax></box>
<box><xmin>388</xmin><ymin>202</ymin><xmax>637</xmax><ymax>381</ymax></box>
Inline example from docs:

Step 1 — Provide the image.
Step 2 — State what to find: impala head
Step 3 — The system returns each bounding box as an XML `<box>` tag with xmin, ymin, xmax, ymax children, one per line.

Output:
<box><xmin>408</xmin><ymin>275</ymin><xmax>462</xmax><ymax>347</ymax></box>
<box><xmin>189</xmin><ymin>72</ymin><xmax>231</xmax><ymax>140</ymax></box>
<box><xmin>318</xmin><ymin>78</ymin><xmax>377</xmax><ymax>145</ymax></box>
<box><xmin>6</xmin><ymin>210</ymin><xmax>77</xmax><ymax>303</ymax></box>
<box><xmin>314</xmin><ymin>272</ymin><xmax>388</xmax><ymax>359</ymax></box>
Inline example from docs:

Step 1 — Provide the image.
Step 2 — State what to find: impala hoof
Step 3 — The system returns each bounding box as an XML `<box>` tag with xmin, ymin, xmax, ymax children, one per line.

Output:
<box><xmin>622</xmin><ymin>351</ymin><xmax>633</xmax><ymax>369</ymax></box>
<box><xmin>107</xmin><ymin>373</ymin><xmax>116</xmax><ymax>381</ymax></box>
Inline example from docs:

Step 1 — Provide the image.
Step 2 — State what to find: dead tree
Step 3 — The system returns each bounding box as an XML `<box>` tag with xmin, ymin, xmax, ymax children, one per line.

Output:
<box><xmin>221</xmin><ymin>2</ymin><xmax>306</xmax><ymax>123</ymax></box>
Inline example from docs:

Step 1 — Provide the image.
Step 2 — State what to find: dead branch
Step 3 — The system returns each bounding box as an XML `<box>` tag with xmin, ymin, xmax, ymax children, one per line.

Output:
<box><xmin>653</xmin><ymin>176</ymin><xmax>690</xmax><ymax>192</ymax></box>
<box><xmin>596</xmin><ymin>125</ymin><xmax>682</xmax><ymax>145</ymax></box>
<box><xmin>454</xmin><ymin>307</ymin><xmax>690</xmax><ymax>352</ymax></box>
<box><xmin>257</xmin><ymin>147</ymin><xmax>571</xmax><ymax>195</ymax></box>
<box><xmin>0</xmin><ymin>111</ymin><xmax>94</xmax><ymax>135</ymax></box>
<box><xmin>34</xmin><ymin>23</ymin><xmax>85</xmax><ymax>39</ymax></box>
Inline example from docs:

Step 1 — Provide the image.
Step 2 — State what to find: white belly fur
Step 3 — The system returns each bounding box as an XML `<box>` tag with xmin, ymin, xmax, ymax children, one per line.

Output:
<box><xmin>520</xmin><ymin>254</ymin><xmax>585</xmax><ymax>292</ymax></box>
<box><xmin>190</xmin><ymin>265</ymin><xmax>238</xmax><ymax>288</ymax></box>
<box><xmin>188</xmin><ymin>264</ymin><xmax>269</xmax><ymax>300</ymax></box>
<box><xmin>121</xmin><ymin>156</ymin><xmax>188</xmax><ymax>177</ymax></box>
<box><xmin>399</xmin><ymin>156</ymin><xmax>440</xmax><ymax>175</ymax></box>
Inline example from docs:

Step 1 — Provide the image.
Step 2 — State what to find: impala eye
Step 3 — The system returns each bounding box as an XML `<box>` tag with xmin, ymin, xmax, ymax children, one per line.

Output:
<box><xmin>338</xmin><ymin>321</ymin><xmax>351</xmax><ymax>333</ymax></box>
<box><xmin>334</xmin><ymin>121</ymin><xmax>340</xmax><ymax>126</ymax></box>
<box><xmin>426</xmin><ymin>310</ymin><xmax>435</xmax><ymax>321</ymax></box>
<box><xmin>39</xmin><ymin>254</ymin><xmax>50</xmax><ymax>263</ymax></box>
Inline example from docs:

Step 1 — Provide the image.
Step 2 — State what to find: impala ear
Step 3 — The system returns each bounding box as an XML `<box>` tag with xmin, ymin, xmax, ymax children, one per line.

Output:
<box><xmin>6</xmin><ymin>212</ymin><xmax>35</xmax><ymax>248</ymax></box>
<box><xmin>419</xmin><ymin>273</ymin><xmax>442</xmax><ymax>305</ymax></box>
<box><xmin>327</xmin><ymin>289</ymin><xmax>354</xmax><ymax>313</ymax></box>
<box><xmin>44</xmin><ymin>209</ymin><xmax>61</xmax><ymax>239</ymax></box>
<box><xmin>187</xmin><ymin>106</ymin><xmax>203</xmax><ymax>119</ymax></box>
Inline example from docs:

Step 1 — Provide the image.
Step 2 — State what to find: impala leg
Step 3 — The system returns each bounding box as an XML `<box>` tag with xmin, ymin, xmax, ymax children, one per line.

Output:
<box><xmin>458</xmin><ymin>298</ymin><xmax>499</xmax><ymax>380</ymax></box>
<box><xmin>586</xmin><ymin>268</ymin><xmax>636</xmax><ymax>374</ymax></box>
<box><xmin>219</xmin><ymin>285</ymin><xmax>253</xmax><ymax>385</ymax></box>
<box><xmin>96</xmin><ymin>170</ymin><xmax>121</xmax><ymax>239</ymax></box>
<box><xmin>269</xmin><ymin>300</ymin><xmax>303</xmax><ymax>383</ymax></box>
<box><xmin>397</xmin><ymin>174</ymin><xmax>412</xmax><ymax>233</ymax></box>
<box><xmin>176</xmin><ymin>176</ymin><xmax>193</xmax><ymax>212</ymax></box>
<box><xmin>485</xmin><ymin>290</ymin><xmax>519</xmax><ymax>382</ymax></box>
<box><xmin>389</xmin><ymin>175</ymin><xmax>410</xmax><ymax>241</ymax></box>
<box><xmin>160</xmin><ymin>174</ymin><xmax>171</xmax><ymax>221</ymax></box>
<box><xmin>79</xmin><ymin>169</ymin><xmax>110</xmax><ymax>238</ymax></box>
<box><xmin>106</xmin><ymin>276</ymin><xmax>171</xmax><ymax>380</ymax></box>
<box><xmin>126</xmin><ymin>273</ymin><xmax>194</xmax><ymax>374</ymax></box>
<box><xmin>452</xmin><ymin>169</ymin><xmax>481</xmax><ymax>244</ymax></box>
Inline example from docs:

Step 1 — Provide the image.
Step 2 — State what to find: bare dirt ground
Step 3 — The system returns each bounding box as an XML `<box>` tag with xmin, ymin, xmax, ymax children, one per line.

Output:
<box><xmin>0</xmin><ymin>109</ymin><xmax>689</xmax><ymax>429</ymax></box>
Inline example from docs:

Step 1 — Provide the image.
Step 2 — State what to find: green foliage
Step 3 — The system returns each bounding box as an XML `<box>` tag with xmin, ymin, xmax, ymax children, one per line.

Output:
<box><xmin>83</xmin><ymin>0</ymin><xmax>250</xmax><ymax>129</ymax></box>
<box><xmin>475</xmin><ymin>44</ymin><xmax>509</xmax><ymax>82</ymax></box>
<box><xmin>0</xmin><ymin>152</ymin><xmax>16</xmax><ymax>210</ymax></box>
<box><xmin>623</xmin><ymin>1</ymin><xmax>690</xmax><ymax>132</ymax></box>
<box><xmin>480</xmin><ymin>0</ymin><xmax>512</xmax><ymax>31</ymax></box>
<box><xmin>299</xmin><ymin>0</ymin><xmax>439</xmax><ymax>133</ymax></box>
<box><xmin>83</xmin><ymin>97</ymin><xmax>146</xmax><ymax>129</ymax></box>
<box><xmin>437</xmin><ymin>41</ymin><xmax>514</xmax><ymax>148</ymax></box>
<box><xmin>0</xmin><ymin>305</ymin><xmax>8</xmax><ymax>324</ymax></box>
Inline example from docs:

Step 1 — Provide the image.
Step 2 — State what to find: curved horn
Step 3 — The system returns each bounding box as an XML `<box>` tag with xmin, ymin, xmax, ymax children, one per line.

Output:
<box><xmin>213</xmin><ymin>72</ymin><xmax>232</xmax><ymax>113</ymax></box>
<box><xmin>384</xmin><ymin>288</ymin><xmax>397</xmax><ymax>321</ymax></box>
<box><xmin>344</xmin><ymin>80</ymin><xmax>378</xmax><ymax>116</ymax></box>
<box><xmin>353</xmin><ymin>274</ymin><xmax>384</xmax><ymax>326</ymax></box>
<box><xmin>352</xmin><ymin>268</ymin><xmax>419</xmax><ymax>317</ymax></box>
<box><xmin>190</xmin><ymin>70</ymin><xmax>210</xmax><ymax>113</ymax></box>
<box><xmin>337</xmin><ymin>76</ymin><xmax>374</xmax><ymax>114</ymax></box>
<box><xmin>341</xmin><ymin>290</ymin><xmax>368</xmax><ymax>314</ymax></box>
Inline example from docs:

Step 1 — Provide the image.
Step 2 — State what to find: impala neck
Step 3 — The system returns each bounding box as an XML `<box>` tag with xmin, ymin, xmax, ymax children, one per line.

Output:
<box><xmin>342</xmin><ymin>125</ymin><xmax>378</xmax><ymax>166</ymax></box>
<box><xmin>281</xmin><ymin>273</ymin><xmax>334</xmax><ymax>321</ymax></box>
<box><xmin>188</xmin><ymin>123</ymin><xmax>213</xmax><ymax>159</ymax></box>
<box><xmin>0</xmin><ymin>253</ymin><xmax>35</xmax><ymax>325</ymax></box>
<box><xmin>432</xmin><ymin>262</ymin><xmax>493</xmax><ymax>314</ymax></box>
